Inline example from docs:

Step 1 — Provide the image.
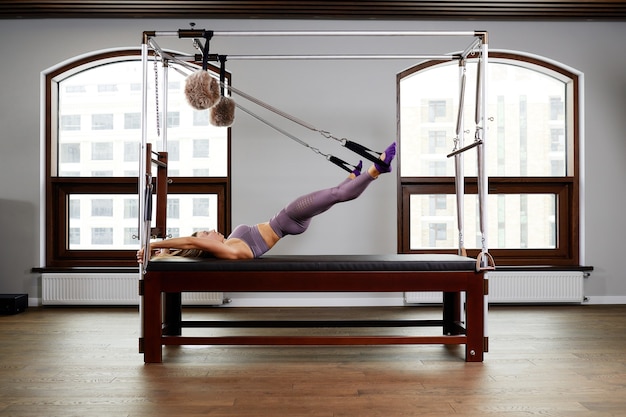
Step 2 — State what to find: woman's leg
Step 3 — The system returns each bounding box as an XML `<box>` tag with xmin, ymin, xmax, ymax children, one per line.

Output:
<box><xmin>269</xmin><ymin>142</ymin><xmax>396</xmax><ymax>237</ymax></box>
<box><xmin>269</xmin><ymin>172</ymin><xmax>376</xmax><ymax>237</ymax></box>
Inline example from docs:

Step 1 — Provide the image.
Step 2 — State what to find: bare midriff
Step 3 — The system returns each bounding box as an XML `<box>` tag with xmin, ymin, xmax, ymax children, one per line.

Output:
<box><xmin>257</xmin><ymin>222</ymin><xmax>281</xmax><ymax>250</ymax></box>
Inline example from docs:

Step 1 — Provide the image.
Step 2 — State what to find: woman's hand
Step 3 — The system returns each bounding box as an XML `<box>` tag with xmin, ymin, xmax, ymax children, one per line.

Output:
<box><xmin>137</xmin><ymin>246</ymin><xmax>170</xmax><ymax>263</ymax></box>
<box><xmin>136</xmin><ymin>248</ymin><xmax>145</xmax><ymax>264</ymax></box>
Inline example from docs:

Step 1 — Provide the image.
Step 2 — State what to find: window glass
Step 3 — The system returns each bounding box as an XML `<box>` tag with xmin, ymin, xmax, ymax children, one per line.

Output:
<box><xmin>60</xmin><ymin>115</ymin><xmax>81</xmax><ymax>131</ymax></box>
<box><xmin>60</xmin><ymin>143</ymin><xmax>80</xmax><ymax>164</ymax></box>
<box><xmin>400</xmin><ymin>61</ymin><xmax>567</xmax><ymax>178</ymax></box>
<box><xmin>57</xmin><ymin>60</ymin><xmax>228</xmax><ymax>177</ymax></box>
<box><xmin>91</xmin><ymin>114</ymin><xmax>113</xmax><ymax>130</ymax></box>
<box><xmin>91</xmin><ymin>142</ymin><xmax>113</xmax><ymax>160</ymax></box>
<box><xmin>124</xmin><ymin>113</ymin><xmax>141</xmax><ymax>129</ymax></box>
<box><xmin>166</xmin><ymin>194</ymin><xmax>218</xmax><ymax>238</ymax></box>
<box><xmin>409</xmin><ymin>193</ymin><xmax>556</xmax><ymax>250</ymax></box>
<box><xmin>68</xmin><ymin>193</ymin><xmax>218</xmax><ymax>249</ymax></box>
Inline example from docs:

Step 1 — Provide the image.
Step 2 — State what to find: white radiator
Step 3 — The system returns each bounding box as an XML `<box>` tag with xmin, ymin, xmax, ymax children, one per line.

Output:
<box><xmin>41</xmin><ymin>271</ymin><xmax>585</xmax><ymax>306</ymax></box>
<box><xmin>405</xmin><ymin>271</ymin><xmax>586</xmax><ymax>304</ymax></box>
<box><xmin>41</xmin><ymin>273</ymin><xmax>224</xmax><ymax>306</ymax></box>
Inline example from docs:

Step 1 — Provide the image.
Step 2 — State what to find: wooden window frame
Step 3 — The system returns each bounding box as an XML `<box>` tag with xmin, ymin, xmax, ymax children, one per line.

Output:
<box><xmin>45</xmin><ymin>50</ymin><xmax>231</xmax><ymax>267</ymax></box>
<box><xmin>397</xmin><ymin>52</ymin><xmax>580</xmax><ymax>266</ymax></box>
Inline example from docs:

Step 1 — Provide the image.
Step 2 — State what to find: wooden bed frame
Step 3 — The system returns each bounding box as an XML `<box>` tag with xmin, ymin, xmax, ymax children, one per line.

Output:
<box><xmin>139</xmin><ymin>254</ymin><xmax>488</xmax><ymax>363</ymax></box>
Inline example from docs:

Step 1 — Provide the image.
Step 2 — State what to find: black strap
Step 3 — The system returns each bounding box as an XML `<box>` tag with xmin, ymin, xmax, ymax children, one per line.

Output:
<box><xmin>201</xmin><ymin>35</ymin><xmax>211</xmax><ymax>70</ymax></box>
<box><xmin>343</xmin><ymin>140</ymin><xmax>388</xmax><ymax>167</ymax></box>
<box><xmin>329</xmin><ymin>156</ymin><xmax>356</xmax><ymax>174</ymax></box>
<box><xmin>218</xmin><ymin>55</ymin><xmax>227</xmax><ymax>96</ymax></box>
<box><xmin>144</xmin><ymin>182</ymin><xmax>153</xmax><ymax>221</ymax></box>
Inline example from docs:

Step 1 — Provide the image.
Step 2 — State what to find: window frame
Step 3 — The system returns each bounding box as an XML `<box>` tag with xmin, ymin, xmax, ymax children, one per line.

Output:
<box><xmin>397</xmin><ymin>52</ymin><xmax>580</xmax><ymax>266</ymax></box>
<box><xmin>45</xmin><ymin>49</ymin><xmax>231</xmax><ymax>267</ymax></box>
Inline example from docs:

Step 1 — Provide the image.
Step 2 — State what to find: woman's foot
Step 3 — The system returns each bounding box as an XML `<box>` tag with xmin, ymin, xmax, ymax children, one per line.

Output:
<box><xmin>374</xmin><ymin>142</ymin><xmax>396</xmax><ymax>173</ymax></box>
<box><xmin>351</xmin><ymin>160</ymin><xmax>363</xmax><ymax>177</ymax></box>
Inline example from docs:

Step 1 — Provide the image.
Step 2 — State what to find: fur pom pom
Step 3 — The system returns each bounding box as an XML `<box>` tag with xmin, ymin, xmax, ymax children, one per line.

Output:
<box><xmin>184</xmin><ymin>70</ymin><xmax>220</xmax><ymax>110</ymax></box>
<box><xmin>210</xmin><ymin>96</ymin><xmax>236</xmax><ymax>127</ymax></box>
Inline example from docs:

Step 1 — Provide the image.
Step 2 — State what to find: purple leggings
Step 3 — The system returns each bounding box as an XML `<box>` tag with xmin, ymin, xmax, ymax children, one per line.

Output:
<box><xmin>269</xmin><ymin>173</ymin><xmax>376</xmax><ymax>238</ymax></box>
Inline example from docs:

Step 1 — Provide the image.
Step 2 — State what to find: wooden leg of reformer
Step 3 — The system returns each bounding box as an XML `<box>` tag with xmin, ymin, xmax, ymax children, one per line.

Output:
<box><xmin>163</xmin><ymin>292</ymin><xmax>182</xmax><ymax>336</ymax></box>
<box><xmin>143</xmin><ymin>275</ymin><xmax>163</xmax><ymax>363</ymax></box>
<box><xmin>442</xmin><ymin>291</ymin><xmax>462</xmax><ymax>336</ymax></box>
<box><xmin>464</xmin><ymin>274</ymin><xmax>486</xmax><ymax>362</ymax></box>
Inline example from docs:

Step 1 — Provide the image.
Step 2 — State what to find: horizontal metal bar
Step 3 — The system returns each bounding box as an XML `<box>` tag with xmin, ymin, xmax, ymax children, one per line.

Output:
<box><xmin>146</xmin><ymin>30</ymin><xmax>480</xmax><ymax>40</ymax></box>
<box><xmin>226</xmin><ymin>54</ymin><xmax>459</xmax><ymax>60</ymax></box>
<box><xmin>447</xmin><ymin>140</ymin><xmax>482</xmax><ymax>158</ymax></box>
<box><xmin>212</xmin><ymin>30</ymin><xmax>478</xmax><ymax>37</ymax></box>
<box><xmin>153</xmin><ymin>31</ymin><xmax>179</xmax><ymax>37</ymax></box>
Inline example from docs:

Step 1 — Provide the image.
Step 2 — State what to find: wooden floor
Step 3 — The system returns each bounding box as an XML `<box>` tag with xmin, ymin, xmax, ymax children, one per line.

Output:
<box><xmin>0</xmin><ymin>305</ymin><xmax>625</xmax><ymax>417</ymax></box>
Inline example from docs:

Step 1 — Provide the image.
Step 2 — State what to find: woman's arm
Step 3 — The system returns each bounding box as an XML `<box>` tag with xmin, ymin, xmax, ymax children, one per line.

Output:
<box><xmin>140</xmin><ymin>236</ymin><xmax>253</xmax><ymax>260</ymax></box>
<box><xmin>149</xmin><ymin>236</ymin><xmax>206</xmax><ymax>251</ymax></box>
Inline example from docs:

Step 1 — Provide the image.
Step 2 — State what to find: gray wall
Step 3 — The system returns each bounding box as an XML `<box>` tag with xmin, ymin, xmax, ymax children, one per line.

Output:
<box><xmin>0</xmin><ymin>19</ymin><xmax>624</xmax><ymax>304</ymax></box>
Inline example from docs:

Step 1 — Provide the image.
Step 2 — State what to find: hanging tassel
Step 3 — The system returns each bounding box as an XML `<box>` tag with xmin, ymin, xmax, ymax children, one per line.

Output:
<box><xmin>185</xmin><ymin>71</ymin><xmax>220</xmax><ymax>110</ymax></box>
<box><xmin>184</xmin><ymin>32</ymin><xmax>220</xmax><ymax>110</ymax></box>
<box><xmin>210</xmin><ymin>96</ymin><xmax>236</xmax><ymax>127</ymax></box>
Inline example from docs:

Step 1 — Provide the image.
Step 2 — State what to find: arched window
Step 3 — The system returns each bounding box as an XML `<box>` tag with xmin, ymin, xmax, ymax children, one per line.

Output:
<box><xmin>398</xmin><ymin>52</ymin><xmax>581</xmax><ymax>266</ymax></box>
<box><xmin>45</xmin><ymin>50</ymin><xmax>231</xmax><ymax>267</ymax></box>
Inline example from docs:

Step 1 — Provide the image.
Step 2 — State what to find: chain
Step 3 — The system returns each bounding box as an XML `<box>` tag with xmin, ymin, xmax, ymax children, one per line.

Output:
<box><xmin>452</xmin><ymin>135</ymin><xmax>460</xmax><ymax>151</ymax></box>
<box><xmin>474</xmin><ymin>125</ymin><xmax>482</xmax><ymax>142</ymax></box>
<box><xmin>153</xmin><ymin>58</ymin><xmax>161</xmax><ymax>137</ymax></box>
<box><xmin>318</xmin><ymin>130</ymin><xmax>347</xmax><ymax>146</ymax></box>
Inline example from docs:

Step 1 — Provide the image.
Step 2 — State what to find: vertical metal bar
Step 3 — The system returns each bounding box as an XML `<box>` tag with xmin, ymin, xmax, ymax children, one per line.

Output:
<box><xmin>157</xmin><ymin>60</ymin><xmax>169</xmax><ymax>240</ymax></box>
<box><xmin>140</xmin><ymin>35</ymin><xmax>150</xmax><ymax>265</ymax></box>
<box><xmin>455</xmin><ymin>60</ymin><xmax>466</xmax><ymax>256</ymax></box>
<box><xmin>477</xmin><ymin>34</ymin><xmax>490</xmax><ymax>342</ymax></box>
<box><xmin>138</xmin><ymin>33</ymin><xmax>150</xmax><ymax>346</ymax></box>
<box><xmin>161</xmin><ymin>60</ymin><xmax>168</xmax><ymax>153</ymax></box>
<box><xmin>477</xmin><ymin>35</ymin><xmax>489</xmax><ymax>261</ymax></box>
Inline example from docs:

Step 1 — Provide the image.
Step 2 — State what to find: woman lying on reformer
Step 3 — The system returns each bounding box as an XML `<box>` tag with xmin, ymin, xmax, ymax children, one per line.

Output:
<box><xmin>136</xmin><ymin>142</ymin><xmax>396</xmax><ymax>262</ymax></box>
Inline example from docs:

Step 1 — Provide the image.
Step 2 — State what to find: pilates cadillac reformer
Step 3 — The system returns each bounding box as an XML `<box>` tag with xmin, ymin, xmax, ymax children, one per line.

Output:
<box><xmin>137</xmin><ymin>28</ymin><xmax>493</xmax><ymax>362</ymax></box>
<box><xmin>139</xmin><ymin>28</ymin><xmax>493</xmax><ymax>263</ymax></box>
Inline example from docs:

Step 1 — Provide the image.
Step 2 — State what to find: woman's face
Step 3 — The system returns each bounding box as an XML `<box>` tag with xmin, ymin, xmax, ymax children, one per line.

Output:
<box><xmin>196</xmin><ymin>230</ymin><xmax>225</xmax><ymax>242</ymax></box>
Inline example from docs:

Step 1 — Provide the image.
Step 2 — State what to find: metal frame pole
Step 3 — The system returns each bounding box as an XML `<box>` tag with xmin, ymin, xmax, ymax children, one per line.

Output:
<box><xmin>224</xmin><ymin>54</ymin><xmax>460</xmax><ymax>60</ymax></box>
<box><xmin>455</xmin><ymin>59</ymin><xmax>467</xmax><ymax>257</ymax></box>
<box><xmin>477</xmin><ymin>33</ymin><xmax>490</xmax><ymax>346</ymax></box>
<box><xmin>476</xmin><ymin>34</ymin><xmax>489</xmax><ymax>262</ymax></box>
<box><xmin>138</xmin><ymin>34</ymin><xmax>150</xmax><ymax>346</ymax></box>
<box><xmin>161</xmin><ymin>60</ymin><xmax>168</xmax><ymax>153</ymax></box>
<box><xmin>201</xmin><ymin>30</ymin><xmax>479</xmax><ymax>37</ymax></box>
